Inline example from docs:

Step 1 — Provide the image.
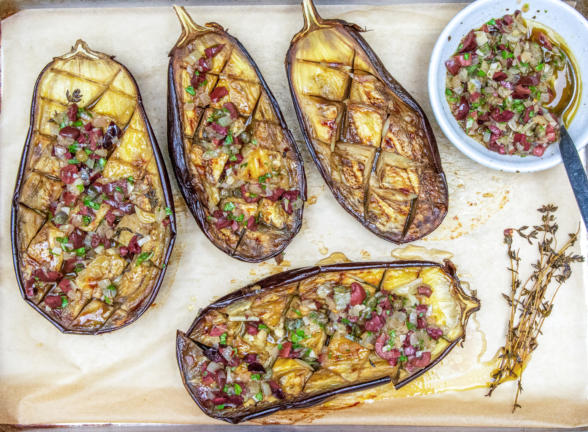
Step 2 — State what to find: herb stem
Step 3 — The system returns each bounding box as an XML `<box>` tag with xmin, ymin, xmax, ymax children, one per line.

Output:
<box><xmin>487</xmin><ymin>205</ymin><xmax>584</xmax><ymax>412</ymax></box>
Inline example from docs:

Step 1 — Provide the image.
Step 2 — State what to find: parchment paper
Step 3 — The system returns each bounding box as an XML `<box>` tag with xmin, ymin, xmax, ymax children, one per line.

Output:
<box><xmin>0</xmin><ymin>3</ymin><xmax>586</xmax><ymax>427</ymax></box>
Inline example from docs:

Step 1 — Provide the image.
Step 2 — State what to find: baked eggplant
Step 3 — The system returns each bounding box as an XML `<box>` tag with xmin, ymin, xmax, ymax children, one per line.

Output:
<box><xmin>11</xmin><ymin>40</ymin><xmax>176</xmax><ymax>334</ymax></box>
<box><xmin>177</xmin><ymin>260</ymin><xmax>479</xmax><ymax>423</ymax></box>
<box><xmin>286</xmin><ymin>0</ymin><xmax>448</xmax><ymax>243</ymax></box>
<box><xmin>168</xmin><ymin>7</ymin><xmax>306</xmax><ymax>262</ymax></box>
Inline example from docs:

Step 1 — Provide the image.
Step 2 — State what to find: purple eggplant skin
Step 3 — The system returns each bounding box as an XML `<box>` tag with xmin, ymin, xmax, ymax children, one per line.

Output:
<box><xmin>286</xmin><ymin>0</ymin><xmax>448</xmax><ymax>244</ymax></box>
<box><xmin>167</xmin><ymin>8</ymin><xmax>306</xmax><ymax>263</ymax></box>
<box><xmin>176</xmin><ymin>260</ymin><xmax>480</xmax><ymax>423</ymax></box>
<box><xmin>10</xmin><ymin>41</ymin><xmax>176</xmax><ymax>335</ymax></box>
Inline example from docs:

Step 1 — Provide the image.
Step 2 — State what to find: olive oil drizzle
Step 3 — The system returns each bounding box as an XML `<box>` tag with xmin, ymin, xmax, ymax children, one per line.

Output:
<box><xmin>526</xmin><ymin>21</ymin><xmax>581</xmax><ymax>128</ymax></box>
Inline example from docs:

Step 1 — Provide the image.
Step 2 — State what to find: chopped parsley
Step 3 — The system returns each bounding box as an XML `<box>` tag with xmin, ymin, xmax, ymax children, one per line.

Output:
<box><xmin>219</xmin><ymin>332</ymin><xmax>227</xmax><ymax>345</ymax></box>
<box><xmin>185</xmin><ymin>86</ymin><xmax>196</xmax><ymax>95</ymax></box>
<box><xmin>225</xmin><ymin>131</ymin><xmax>233</xmax><ymax>145</ymax></box>
<box><xmin>250</xmin><ymin>374</ymin><xmax>260</xmax><ymax>381</ymax></box>
<box><xmin>83</xmin><ymin>197</ymin><xmax>100</xmax><ymax>210</ymax></box>
<box><xmin>258</xmin><ymin>173</ymin><xmax>271</xmax><ymax>184</ymax></box>
<box><xmin>136</xmin><ymin>251</ymin><xmax>153</xmax><ymax>266</ymax></box>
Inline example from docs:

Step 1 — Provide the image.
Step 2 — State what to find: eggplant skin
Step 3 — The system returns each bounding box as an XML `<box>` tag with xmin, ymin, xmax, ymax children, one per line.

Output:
<box><xmin>177</xmin><ymin>260</ymin><xmax>479</xmax><ymax>423</ymax></box>
<box><xmin>10</xmin><ymin>40</ymin><xmax>176</xmax><ymax>334</ymax></box>
<box><xmin>286</xmin><ymin>0</ymin><xmax>448</xmax><ymax>244</ymax></box>
<box><xmin>167</xmin><ymin>7</ymin><xmax>306</xmax><ymax>263</ymax></box>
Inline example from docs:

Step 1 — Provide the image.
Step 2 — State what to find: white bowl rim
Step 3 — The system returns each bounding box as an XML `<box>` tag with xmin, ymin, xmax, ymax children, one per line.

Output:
<box><xmin>428</xmin><ymin>0</ymin><xmax>588</xmax><ymax>173</ymax></box>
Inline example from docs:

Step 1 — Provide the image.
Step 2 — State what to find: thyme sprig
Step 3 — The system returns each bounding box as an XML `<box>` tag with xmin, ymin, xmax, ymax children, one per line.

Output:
<box><xmin>487</xmin><ymin>204</ymin><xmax>584</xmax><ymax>412</ymax></box>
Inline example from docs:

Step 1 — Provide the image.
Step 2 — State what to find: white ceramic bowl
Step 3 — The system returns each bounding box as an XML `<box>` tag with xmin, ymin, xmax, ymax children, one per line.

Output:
<box><xmin>428</xmin><ymin>0</ymin><xmax>588</xmax><ymax>172</ymax></box>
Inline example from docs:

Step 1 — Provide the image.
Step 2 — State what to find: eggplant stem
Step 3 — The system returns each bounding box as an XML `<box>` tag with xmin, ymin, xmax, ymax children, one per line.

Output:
<box><xmin>302</xmin><ymin>0</ymin><xmax>327</xmax><ymax>32</ymax></box>
<box><xmin>59</xmin><ymin>39</ymin><xmax>103</xmax><ymax>61</ymax></box>
<box><xmin>173</xmin><ymin>5</ymin><xmax>208</xmax><ymax>49</ymax></box>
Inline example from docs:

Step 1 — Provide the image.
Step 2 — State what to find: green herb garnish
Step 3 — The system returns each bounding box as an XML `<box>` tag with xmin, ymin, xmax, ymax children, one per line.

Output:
<box><xmin>136</xmin><ymin>251</ymin><xmax>153</xmax><ymax>266</ymax></box>
<box><xmin>83</xmin><ymin>197</ymin><xmax>100</xmax><ymax>210</ymax></box>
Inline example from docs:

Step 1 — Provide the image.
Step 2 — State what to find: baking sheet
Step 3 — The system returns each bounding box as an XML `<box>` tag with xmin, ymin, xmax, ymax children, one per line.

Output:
<box><xmin>0</xmin><ymin>2</ymin><xmax>586</xmax><ymax>427</ymax></box>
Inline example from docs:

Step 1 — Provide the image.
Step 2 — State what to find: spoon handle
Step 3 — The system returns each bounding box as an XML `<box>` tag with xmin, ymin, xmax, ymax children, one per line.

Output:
<box><xmin>559</xmin><ymin>126</ymin><xmax>588</xmax><ymax>229</ymax></box>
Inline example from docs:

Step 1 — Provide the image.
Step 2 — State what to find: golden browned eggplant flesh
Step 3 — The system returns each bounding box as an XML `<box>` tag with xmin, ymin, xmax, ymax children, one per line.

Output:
<box><xmin>11</xmin><ymin>40</ymin><xmax>176</xmax><ymax>334</ymax></box>
<box><xmin>177</xmin><ymin>261</ymin><xmax>479</xmax><ymax>423</ymax></box>
<box><xmin>286</xmin><ymin>0</ymin><xmax>448</xmax><ymax>243</ymax></box>
<box><xmin>168</xmin><ymin>7</ymin><xmax>306</xmax><ymax>262</ymax></box>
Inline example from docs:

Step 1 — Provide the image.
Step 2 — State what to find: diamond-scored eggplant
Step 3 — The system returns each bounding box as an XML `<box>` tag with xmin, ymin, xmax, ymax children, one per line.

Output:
<box><xmin>168</xmin><ymin>7</ymin><xmax>306</xmax><ymax>262</ymax></box>
<box><xmin>286</xmin><ymin>0</ymin><xmax>448</xmax><ymax>243</ymax></box>
<box><xmin>177</xmin><ymin>260</ymin><xmax>479</xmax><ymax>423</ymax></box>
<box><xmin>11</xmin><ymin>40</ymin><xmax>176</xmax><ymax>334</ymax></box>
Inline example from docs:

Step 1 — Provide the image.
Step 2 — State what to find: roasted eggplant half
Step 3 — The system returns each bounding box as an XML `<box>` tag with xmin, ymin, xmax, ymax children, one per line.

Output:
<box><xmin>168</xmin><ymin>7</ymin><xmax>306</xmax><ymax>262</ymax></box>
<box><xmin>177</xmin><ymin>260</ymin><xmax>479</xmax><ymax>423</ymax></box>
<box><xmin>11</xmin><ymin>40</ymin><xmax>176</xmax><ymax>334</ymax></box>
<box><xmin>286</xmin><ymin>0</ymin><xmax>448</xmax><ymax>243</ymax></box>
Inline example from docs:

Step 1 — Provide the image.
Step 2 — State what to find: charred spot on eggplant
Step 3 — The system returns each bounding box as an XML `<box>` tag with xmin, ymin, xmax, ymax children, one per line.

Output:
<box><xmin>11</xmin><ymin>40</ymin><xmax>176</xmax><ymax>334</ymax></box>
<box><xmin>167</xmin><ymin>6</ymin><xmax>306</xmax><ymax>262</ymax></box>
<box><xmin>177</xmin><ymin>260</ymin><xmax>479</xmax><ymax>423</ymax></box>
<box><xmin>286</xmin><ymin>0</ymin><xmax>448</xmax><ymax>243</ymax></box>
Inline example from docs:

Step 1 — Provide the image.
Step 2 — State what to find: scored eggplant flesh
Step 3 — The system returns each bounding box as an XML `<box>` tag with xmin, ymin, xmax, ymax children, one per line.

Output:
<box><xmin>286</xmin><ymin>0</ymin><xmax>448</xmax><ymax>243</ymax></box>
<box><xmin>11</xmin><ymin>40</ymin><xmax>176</xmax><ymax>334</ymax></box>
<box><xmin>177</xmin><ymin>260</ymin><xmax>479</xmax><ymax>423</ymax></box>
<box><xmin>168</xmin><ymin>6</ymin><xmax>306</xmax><ymax>262</ymax></box>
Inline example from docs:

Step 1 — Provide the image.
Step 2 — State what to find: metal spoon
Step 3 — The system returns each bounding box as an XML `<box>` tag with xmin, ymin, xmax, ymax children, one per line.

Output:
<box><xmin>559</xmin><ymin>126</ymin><xmax>588</xmax><ymax>228</ymax></box>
